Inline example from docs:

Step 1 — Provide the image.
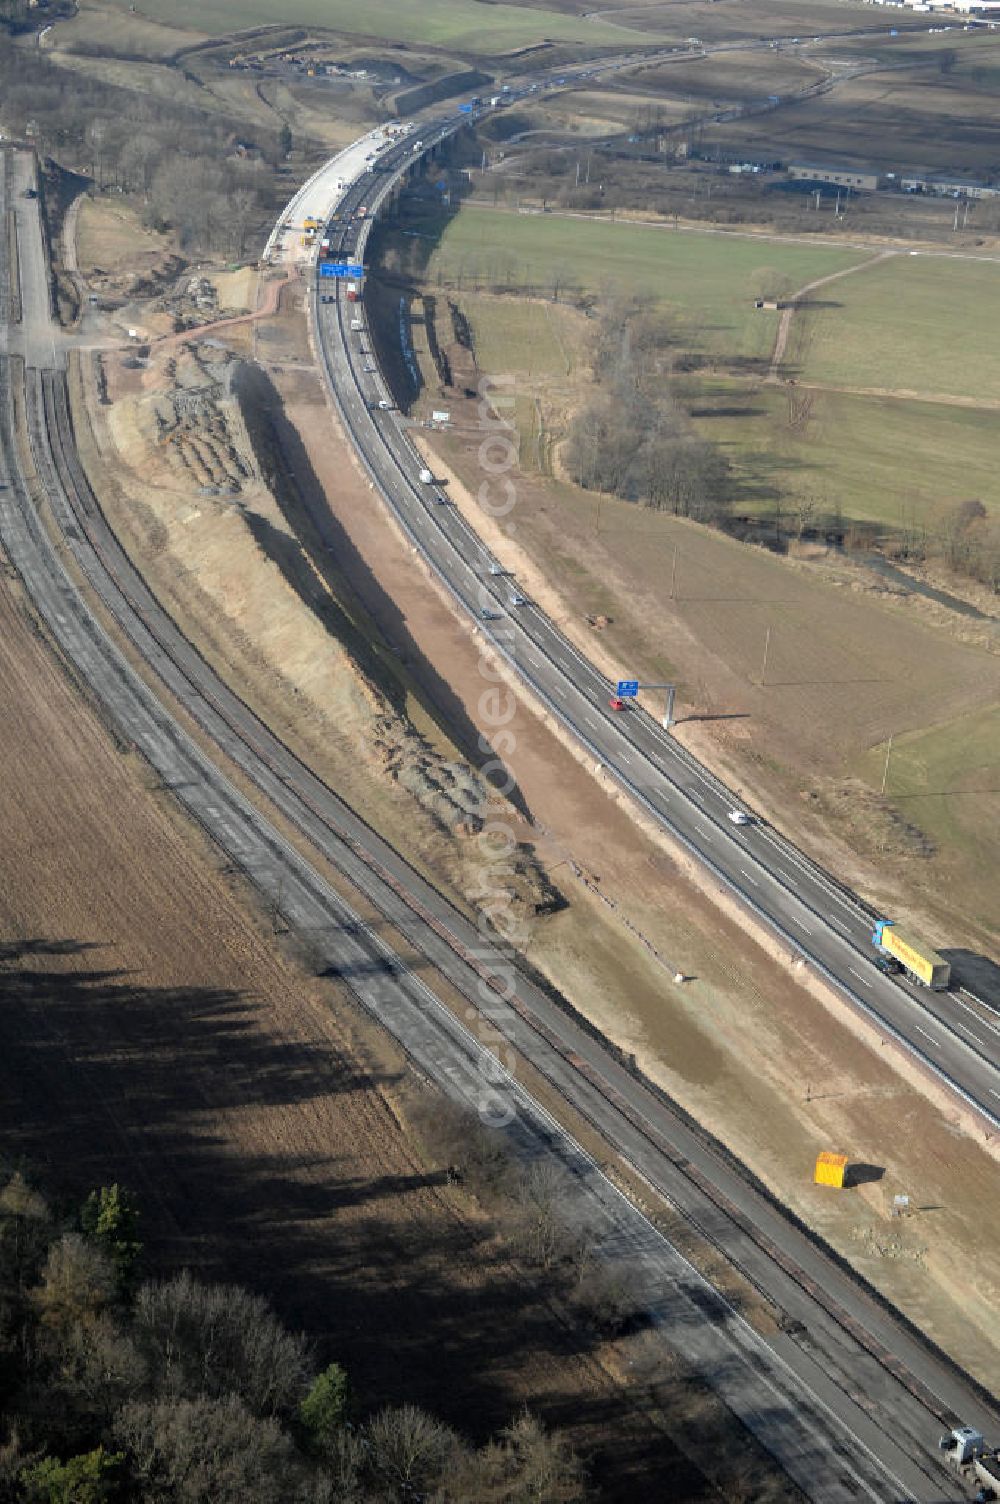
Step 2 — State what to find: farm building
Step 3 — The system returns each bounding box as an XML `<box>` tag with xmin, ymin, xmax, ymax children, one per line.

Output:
<box><xmin>787</xmin><ymin>163</ymin><xmax>880</xmax><ymax>191</ymax></box>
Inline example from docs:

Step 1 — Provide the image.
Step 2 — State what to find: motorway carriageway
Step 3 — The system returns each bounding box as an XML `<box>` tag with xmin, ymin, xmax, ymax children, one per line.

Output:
<box><xmin>24</xmin><ymin>336</ymin><xmax>1000</xmax><ymax>1503</ymax></box>
<box><xmin>0</xmin><ymin>344</ymin><xmax>964</xmax><ymax>1504</ymax></box>
<box><xmin>310</xmin><ymin>93</ymin><xmax>1000</xmax><ymax>1138</ymax></box>
<box><xmin>0</xmin><ymin>141</ymin><xmax>993</xmax><ymax>1497</ymax></box>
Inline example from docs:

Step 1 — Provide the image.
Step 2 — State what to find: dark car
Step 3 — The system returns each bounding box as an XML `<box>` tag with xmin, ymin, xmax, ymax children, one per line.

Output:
<box><xmin>874</xmin><ymin>954</ymin><xmax>902</xmax><ymax>976</ymax></box>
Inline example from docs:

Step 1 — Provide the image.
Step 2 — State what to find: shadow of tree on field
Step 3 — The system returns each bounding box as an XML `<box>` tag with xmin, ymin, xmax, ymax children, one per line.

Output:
<box><xmin>0</xmin><ymin>939</ymin><xmax>703</xmax><ymax>1496</ymax></box>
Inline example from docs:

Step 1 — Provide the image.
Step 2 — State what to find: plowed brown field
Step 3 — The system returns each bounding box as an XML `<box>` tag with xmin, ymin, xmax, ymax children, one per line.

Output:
<box><xmin>0</xmin><ymin>574</ymin><xmax>726</xmax><ymax>1497</ymax></box>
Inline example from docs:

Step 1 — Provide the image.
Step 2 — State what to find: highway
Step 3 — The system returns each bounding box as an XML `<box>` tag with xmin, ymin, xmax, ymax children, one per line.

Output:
<box><xmin>308</xmin><ymin>79</ymin><xmax>1000</xmax><ymax>1139</ymax></box>
<box><xmin>2</xmin><ymin>116</ymin><xmax>998</xmax><ymax>1496</ymax></box>
<box><xmin>18</xmin><ymin>358</ymin><xmax>1000</xmax><ymax>1499</ymax></box>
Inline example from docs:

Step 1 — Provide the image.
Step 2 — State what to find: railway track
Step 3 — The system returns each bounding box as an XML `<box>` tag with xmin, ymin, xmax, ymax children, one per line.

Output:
<box><xmin>0</xmin><ymin>123</ymin><xmax>993</xmax><ymax>1490</ymax></box>
<box><xmin>13</xmin><ymin>360</ymin><xmax>999</xmax><ymax>1493</ymax></box>
<box><xmin>0</xmin><ymin>352</ymin><xmax>947</xmax><ymax>1501</ymax></box>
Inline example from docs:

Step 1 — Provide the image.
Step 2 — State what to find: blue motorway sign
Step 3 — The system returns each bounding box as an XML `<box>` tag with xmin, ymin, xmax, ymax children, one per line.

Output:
<box><xmin>616</xmin><ymin>680</ymin><xmax>639</xmax><ymax>698</ymax></box>
<box><xmin>318</xmin><ymin>261</ymin><xmax>365</xmax><ymax>279</ymax></box>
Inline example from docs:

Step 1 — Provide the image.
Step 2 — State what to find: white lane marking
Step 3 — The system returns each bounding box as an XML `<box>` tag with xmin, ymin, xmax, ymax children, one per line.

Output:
<box><xmin>953</xmin><ymin>994</ymin><xmax>1000</xmax><ymax>1040</ymax></box>
<box><xmin>915</xmin><ymin>1026</ymin><xmax>939</xmax><ymax>1048</ymax></box>
<box><xmin>740</xmin><ymin>870</ymin><xmax>758</xmax><ymax>887</ymax></box>
<box><xmin>991</xmin><ymin>1089</ymin><xmax>1000</xmax><ymax>1101</ymax></box>
<box><xmin>584</xmin><ymin>715</ymin><xmax>599</xmax><ymax>729</ymax></box>
<box><xmin>620</xmin><ymin>752</ymin><xmax>632</xmax><ymax>764</ymax></box>
<box><xmin>848</xmin><ymin>968</ymin><xmax>871</xmax><ymax>988</ymax></box>
<box><xmin>551</xmin><ymin>684</ymin><xmax>566</xmax><ymax>698</ymax></box>
<box><xmin>829</xmin><ymin>917</ymin><xmax>850</xmax><ymax>934</ymax></box>
<box><xmin>689</xmin><ymin>789</ymin><xmax>705</xmax><ymax>803</ymax></box>
<box><xmin>798</xmin><ymin>922</ymin><xmax>813</xmax><ymax>936</ymax></box>
<box><xmin>956</xmin><ymin>1021</ymin><xmax>987</xmax><ymax>1047</ymax></box>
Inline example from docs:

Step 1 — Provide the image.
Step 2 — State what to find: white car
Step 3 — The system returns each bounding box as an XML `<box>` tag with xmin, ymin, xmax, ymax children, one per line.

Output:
<box><xmin>509</xmin><ymin>592</ymin><xmax>527</xmax><ymax>607</ymax></box>
<box><xmin>728</xmin><ymin>809</ymin><xmax>751</xmax><ymax>826</ymax></box>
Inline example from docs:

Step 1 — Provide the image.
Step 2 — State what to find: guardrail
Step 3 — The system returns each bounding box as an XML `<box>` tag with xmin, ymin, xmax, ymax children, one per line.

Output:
<box><xmin>308</xmin><ymin>138</ymin><xmax>1000</xmax><ymax>1135</ymax></box>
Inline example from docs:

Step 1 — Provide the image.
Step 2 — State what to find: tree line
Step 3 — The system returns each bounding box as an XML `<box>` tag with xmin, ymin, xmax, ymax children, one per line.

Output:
<box><xmin>932</xmin><ymin>497</ymin><xmax>1000</xmax><ymax>594</ymax></box>
<box><xmin>0</xmin><ymin>43</ymin><xmax>289</xmax><ymax>258</ymax></box>
<box><xmin>0</xmin><ymin>1165</ymin><xmax>588</xmax><ymax>1502</ymax></box>
<box><xmin>563</xmin><ymin>297</ymin><xmax>732</xmax><ymax>523</ymax></box>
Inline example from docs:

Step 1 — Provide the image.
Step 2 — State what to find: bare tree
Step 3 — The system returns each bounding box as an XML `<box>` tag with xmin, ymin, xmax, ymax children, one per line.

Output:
<box><xmin>473</xmin><ymin>1411</ymin><xmax>588</xmax><ymax>1502</ymax></box>
<box><xmin>133</xmin><ymin>1272</ymin><xmax>311</xmax><ymax>1418</ymax></box>
<box><xmin>228</xmin><ymin>187</ymin><xmax>258</xmax><ymax>258</ymax></box>
<box><xmin>31</xmin><ymin>1235</ymin><xmax>115</xmax><ymax>1337</ymax></box>
<box><xmin>362</xmin><ymin>1404</ymin><xmax>465</xmax><ymax>1499</ymax></box>
<box><xmin>939</xmin><ymin>497</ymin><xmax>986</xmax><ymax>570</ymax></box>
<box><xmin>509</xmin><ymin>1162</ymin><xmax>584</xmax><ymax>1270</ymax></box>
<box><xmin>115</xmin><ymin>1395</ymin><xmax>297</xmax><ymax>1504</ymax></box>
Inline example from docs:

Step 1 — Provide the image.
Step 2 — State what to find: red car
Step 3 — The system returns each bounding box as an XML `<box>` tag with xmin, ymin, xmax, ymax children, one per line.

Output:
<box><xmin>608</xmin><ymin>696</ymin><xmax>626</xmax><ymax>711</ymax></box>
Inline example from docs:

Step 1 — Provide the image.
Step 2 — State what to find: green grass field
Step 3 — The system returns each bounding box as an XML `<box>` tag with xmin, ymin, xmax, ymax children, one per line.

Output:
<box><xmin>111</xmin><ymin>0</ymin><xmax>643</xmax><ymax>49</ymax></box>
<box><xmin>789</xmin><ymin>253</ymin><xmax>1000</xmax><ymax>402</ymax></box>
<box><xmin>426</xmin><ymin>207</ymin><xmax>866</xmax><ymax>362</ymax></box>
<box><xmin>689</xmin><ymin>380</ymin><xmax>1000</xmax><ymax>529</ymax></box>
<box><xmin>424</xmin><ymin>211</ymin><xmax>1000</xmax><ymax>533</ymax></box>
<box><xmin>858</xmin><ymin>706</ymin><xmax>1000</xmax><ymax>935</ymax></box>
<box><xmin>456</xmin><ymin>294</ymin><xmax>582</xmax><ymax>378</ymax></box>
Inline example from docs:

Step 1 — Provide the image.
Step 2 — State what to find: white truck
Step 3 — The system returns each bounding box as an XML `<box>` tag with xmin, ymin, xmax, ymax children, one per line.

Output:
<box><xmin>418</xmin><ymin>468</ymin><xmax>434</xmax><ymax>484</ymax></box>
<box><xmin>939</xmin><ymin>1428</ymin><xmax>1000</xmax><ymax>1500</ymax></box>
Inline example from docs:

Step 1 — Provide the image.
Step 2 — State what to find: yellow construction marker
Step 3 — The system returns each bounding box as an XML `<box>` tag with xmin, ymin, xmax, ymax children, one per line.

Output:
<box><xmin>814</xmin><ymin>1151</ymin><xmax>848</xmax><ymax>1189</ymax></box>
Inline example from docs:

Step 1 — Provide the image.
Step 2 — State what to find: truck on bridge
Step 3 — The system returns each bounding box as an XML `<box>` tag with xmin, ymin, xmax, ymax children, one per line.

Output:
<box><xmin>872</xmin><ymin>920</ymin><xmax>950</xmax><ymax>990</ymax></box>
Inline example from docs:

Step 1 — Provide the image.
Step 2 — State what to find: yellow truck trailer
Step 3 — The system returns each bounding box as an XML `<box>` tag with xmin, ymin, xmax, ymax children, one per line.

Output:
<box><xmin>872</xmin><ymin>920</ymin><xmax>950</xmax><ymax>990</ymax></box>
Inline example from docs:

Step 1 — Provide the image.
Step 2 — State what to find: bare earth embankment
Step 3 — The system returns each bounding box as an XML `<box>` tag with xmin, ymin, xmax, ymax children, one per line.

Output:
<box><xmin>65</xmin><ymin>213</ymin><xmax>1000</xmax><ymax>1394</ymax></box>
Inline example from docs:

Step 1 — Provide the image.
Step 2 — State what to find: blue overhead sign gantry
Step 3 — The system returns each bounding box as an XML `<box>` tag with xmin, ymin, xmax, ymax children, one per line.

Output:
<box><xmin>319</xmin><ymin>261</ymin><xmax>365</xmax><ymax>279</ymax></box>
<box><xmin>616</xmin><ymin>680</ymin><xmax>639</xmax><ymax>699</ymax></box>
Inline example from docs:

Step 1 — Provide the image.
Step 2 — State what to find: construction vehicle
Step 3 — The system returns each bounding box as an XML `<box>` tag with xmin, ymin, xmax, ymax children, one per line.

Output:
<box><xmin>872</xmin><ymin>920</ymin><xmax>950</xmax><ymax>990</ymax></box>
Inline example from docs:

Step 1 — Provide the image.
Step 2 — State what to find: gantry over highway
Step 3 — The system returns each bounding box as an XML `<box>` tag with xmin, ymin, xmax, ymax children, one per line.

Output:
<box><xmin>2</xmin><ymin>83</ymin><xmax>998</xmax><ymax>1500</ymax></box>
<box><xmin>302</xmin><ymin>69</ymin><xmax>1000</xmax><ymax>1144</ymax></box>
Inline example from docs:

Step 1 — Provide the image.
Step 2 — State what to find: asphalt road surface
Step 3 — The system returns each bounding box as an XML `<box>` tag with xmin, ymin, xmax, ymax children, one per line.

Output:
<box><xmin>18</xmin><ymin>346</ymin><xmax>1000</xmax><ymax>1498</ymax></box>
<box><xmin>309</xmin><ymin>89</ymin><xmax>1000</xmax><ymax>1139</ymax></box>
<box><xmin>2</xmin><ymin>121</ymin><xmax>996</xmax><ymax>1499</ymax></box>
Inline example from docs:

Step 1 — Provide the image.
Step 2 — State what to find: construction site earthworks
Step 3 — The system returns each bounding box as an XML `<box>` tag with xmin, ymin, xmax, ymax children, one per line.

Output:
<box><xmin>3</xmin><ymin>0</ymin><xmax>1000</xmax><ymax>1495</ymax></box>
